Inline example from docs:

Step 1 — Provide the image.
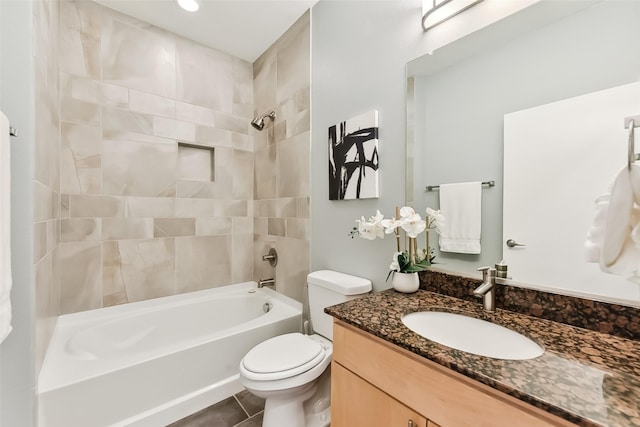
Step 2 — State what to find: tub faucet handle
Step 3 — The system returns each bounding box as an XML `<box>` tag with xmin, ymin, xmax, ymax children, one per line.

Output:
<box><xmin>262</xmin><ymin>248</ymin><xmax>278</xmax><ymax>267</ymax></box>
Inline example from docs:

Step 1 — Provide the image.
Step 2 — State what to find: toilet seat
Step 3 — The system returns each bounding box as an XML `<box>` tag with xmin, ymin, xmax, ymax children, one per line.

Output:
<box><xmin>241</xmin><ymin>333</ymin><xmax>326</xmax><ymax>381</ymax></box>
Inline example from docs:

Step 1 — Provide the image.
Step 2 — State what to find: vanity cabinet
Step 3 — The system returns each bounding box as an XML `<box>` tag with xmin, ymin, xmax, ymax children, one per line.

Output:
<box><xmin>331</xmin><ymin>321</ymin><xmax>576</xmax><ymax>427</ymax></box>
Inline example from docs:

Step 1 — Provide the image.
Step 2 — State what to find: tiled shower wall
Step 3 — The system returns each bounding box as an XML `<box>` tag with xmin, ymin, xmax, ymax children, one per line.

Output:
<box><xmin>34</xmin><ymin>0</ymin><xmax>61</xmax><ymax>372</ymax></box>
<box><xmin>252</xmin><ymin>12</ymin><xmax>310</xmax><ymax>304</ymax></box>
<box><xmin>57</xmin><ymin>1</ymin><xmax>255</xmax><ymax>314</ymax></box>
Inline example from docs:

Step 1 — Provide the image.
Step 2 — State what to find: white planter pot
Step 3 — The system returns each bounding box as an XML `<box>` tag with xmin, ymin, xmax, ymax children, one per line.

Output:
<box><xmin>392</xmin><ymin>272</ymin><xmax>419</xmax><ymax>293</ymax></box>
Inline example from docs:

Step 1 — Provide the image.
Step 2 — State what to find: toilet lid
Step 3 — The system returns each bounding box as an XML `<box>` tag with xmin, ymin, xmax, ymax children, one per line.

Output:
<box><xmin>242</xmin><ymin>333</ymin><xmax>325</xmax><ymax>378</ymax></box>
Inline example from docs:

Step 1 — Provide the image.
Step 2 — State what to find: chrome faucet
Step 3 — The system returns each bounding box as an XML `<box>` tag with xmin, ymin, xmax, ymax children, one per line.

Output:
<box><xmin>258</xmin><ymin>278</ymin><xmax>275</xmax><ymax>288</ymax></box>
<box><xmin>474</xmin><ymin>266</ymin><xmax>496</xmax><ymax>312</ymax></box>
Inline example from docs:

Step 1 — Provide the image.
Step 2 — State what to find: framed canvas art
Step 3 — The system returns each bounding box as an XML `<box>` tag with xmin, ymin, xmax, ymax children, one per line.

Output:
<box><xmin>328</xmin><ymin>110</ymin><xmax>379</xmax><ymax>200</ymax></box>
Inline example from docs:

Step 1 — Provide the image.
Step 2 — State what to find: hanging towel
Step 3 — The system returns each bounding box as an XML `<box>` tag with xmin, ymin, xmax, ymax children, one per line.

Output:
<box><xmin>0</xmin><ymin>112</ymin><xmax>12</xmax><ymax>344</ymax></box>
<box><xmin>438</xmin><ymin>181</ymin><xmax>482</xmax><ymax>254</ymax></box>
<box><xmin>585</xmin><ymin>164</ymin><xmax>640</xmax><ymax>282</ymax></box>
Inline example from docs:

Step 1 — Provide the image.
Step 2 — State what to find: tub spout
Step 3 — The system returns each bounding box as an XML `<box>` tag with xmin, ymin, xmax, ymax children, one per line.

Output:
<box><xmin>258</xmin><ymin>278</ymin><xmax>275</xmax><ymax>288</ymax></box>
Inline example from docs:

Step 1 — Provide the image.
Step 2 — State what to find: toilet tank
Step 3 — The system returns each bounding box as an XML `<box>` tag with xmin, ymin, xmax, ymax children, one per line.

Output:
<box><xmin>307</xmin><ymin>270</ymin><xmax>372</xmax><ymax>340</ymax></box>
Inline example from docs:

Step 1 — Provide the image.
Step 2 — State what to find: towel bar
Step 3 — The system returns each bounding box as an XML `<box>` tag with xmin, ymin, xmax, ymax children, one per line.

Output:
<box><xmin>628</xmin><ymin>115</ymin><xmax>639</xmax><ymax>169</ymax></box>
<box><xmin>425</xmin><ymin>180</ymin><xmax>495</xmax><ymax>192</ymax></box>
<box><xmin>9</xmin><ymin>126</ymin><xmax>17</xmax><ymax>137</ymax></box>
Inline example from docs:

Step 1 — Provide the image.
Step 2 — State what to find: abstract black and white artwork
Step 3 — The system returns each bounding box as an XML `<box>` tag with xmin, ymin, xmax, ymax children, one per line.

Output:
<box><xmin>328</xmin><ymin>110</ymin><xmax>379</xmax><ymax>200</ymax></box>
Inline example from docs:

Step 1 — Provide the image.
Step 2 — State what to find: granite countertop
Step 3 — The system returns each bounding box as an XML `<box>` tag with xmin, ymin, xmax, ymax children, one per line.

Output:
<box><xmin>325</xmin><ymin>289</ymin><xmax>640</xmax><ymax>427</ymax></box>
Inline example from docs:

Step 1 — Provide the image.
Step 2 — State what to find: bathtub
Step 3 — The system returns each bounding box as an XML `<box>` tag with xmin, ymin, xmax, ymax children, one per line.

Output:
<box><xmin>38</xmin><ymin>282</ymin><xmax>302</xmax><ymax>427</ymax></box>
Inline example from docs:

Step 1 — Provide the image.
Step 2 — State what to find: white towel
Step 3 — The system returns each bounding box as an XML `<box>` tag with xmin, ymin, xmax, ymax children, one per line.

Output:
<box><xmin>0</xmin><ymin>112</ymin><xmax>12</xmax><ymax>344</ymax></box>
<box><xmin>438</xmin><ymin>182</ymin><xmax>482</xmax><ymax>254</ymax></box>
<box><xmin>585</xmin><ymin>165</ymin><xmax>640</xmax><ymax>282</ymax></box>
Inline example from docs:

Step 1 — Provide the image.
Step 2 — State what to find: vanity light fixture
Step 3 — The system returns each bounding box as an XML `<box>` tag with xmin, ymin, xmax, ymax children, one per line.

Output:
<box><xmin>177</xmin><ymin>0</ymin><xmax>200</xmax><ymax>12</ymax></box>
<box><xmin>422</xmin><ymin>0</ymin><xmax>484</xmax><ymax>31</ymax></box>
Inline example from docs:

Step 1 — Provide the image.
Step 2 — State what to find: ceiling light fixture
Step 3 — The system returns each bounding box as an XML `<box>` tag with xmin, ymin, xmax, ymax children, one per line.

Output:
<box><xmin>177</xmin><ymin>0</ymin><xmax>200</xmax><ymax>12</ymax></box>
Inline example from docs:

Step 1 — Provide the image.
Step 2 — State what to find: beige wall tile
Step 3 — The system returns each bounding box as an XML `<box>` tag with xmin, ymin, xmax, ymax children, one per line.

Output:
<box><xmin>232</xmin><ymin>217</ymin><xmax>254</xmax><ymax>235</ymax></box>
<box><xmin>196</xmin><ymin>217</ymin><xmax>232</xmax><ymax>236</ymax></box>
<box><xmin>59</xmin><ymin>241</ymin><xmax>103</xmax><ymax>314</ymax></box>
<box><xmin>177</xmin><ymin>145</ymin><xmax>213</xmax><ymax>181</ymax></box>
<box><xmin>102</xmin><ymin>218</ymin><xmax>153</xmax><ymax>240</ymax></box>
<box><xmin>60</xmin><ymin>73</ymin><xmax>101</xmax><ymax>104</ymax></box>
<box><xmin>102</xmin><ymin>241</ymin><xmax>128</xmax><ymax>306</ymax></box>
<box><xmin>253</xmin><ymin>46</ymin><xmax>277</xmax><ymax>120</ymax></box>
<box><xmin>153</xmin><ymin>116</ymin><xmax>196</xmax><ymax>141</ymax></box>
<box><xmin>60</xmin><ymin>97</ymin><xmax>100</xmax><ymax>126</ymax></box>
<box><xmin>60</xmin><ymin>121</ymin><xmax>102</xmax><ymax>194</ymax></box>
<box><xmin>296</xmin><ymin>197</ymin><xmax>310</xmax><ymax>218</ymax></box>
<box><xmin>274</xmin><ymin>237</ymin><xmax>309</xmax><ymax>303</ymax></box>
<box><xmin>126</xmin><ymin>196</ymin><xmax>175</xmax><ymax>217</ymax></box>
<box><xmin>176</xmin><ymin>39</ymin><xmax>233</xmax><ymax>111</ymax></box>
<box><xmin>286</xmin><ymin>218</ymin><xmax>309</xmax><ymax>240</ymax></box>
<box><xmin>214</xmin><ymin>200</ymin><xmax>248</xmax><ymax>217</ymax></box>
<box><xmin>233</xmin><ymin>149</ymin><xmax>253</xmax><ymax>199</ymax></box>
<box><xmin>176</xmin><ymin>102</ymin><xmax>216</xmax><ymax>126</ymax></box>
<box><xmin>34</xmin><ymin>222</ymin><xmax>48</xmax><ymax>263</ymax></box>
<box><xmin>176</xmin><ymin>180</ymin><xmax>219</xmax><ymax>199</ymax></box>
<box><xmin>61</xmin><ymin>218</ymin><xmax>101</xmax><ymax>242</ymax></box>
<box><xmin>277</xmin><ymin>131</ymin><xmax>310</xmax><ymax>198</ymax></box>
<box><xmin>254</xmin><ymin>145</ymin><xmax>277</xmax><ymax>200</ymax></box>
<box><xmin>175</xmin><ymin>198</ymin><xmax>215</xmax><ymax>217</ymax></box>
<box><xmin>232</xmin><ymin>234</ymin><xmax>253</xmax><ymax>284</ymax></box>
<box><xmin>100</xmin><ymin>82</ymin><xmax>129</xmax><ymax>108</ymax></box>
<box><xmin>103</xmin><ymin>138</ymin><xmax>177</xmax><ymax>197</ymax></box>
<box><xmin>276</xmin><ymin>11</ymin><xmax>310</xmax><ymax>103</ymax></box>
<box><xmin>107</xmin><ymin>238</ymin><xmax>176</xmax><ymax>303</ymax></box>
<box><xmin>102</xmin><ymin>106</ymin><xmax>154</xmax><ymax>135</ymax></box>
<box><xmin>193</xmin><ymin>125</ymin><xmax>229</xmax><ymax>147</ymax></box>
<box><xmin>59</xmin><ymin>2</ymin><xmax>101</xmax><ymax>79</ymax></box>
<box><xmin>102</xmin><ymin>19</ymin><xmax>176</xmax><ymax>98</ymax></box>
<box><xmin>268</xmin><ymin>218</ymin><xmax>286</xmax><ymax>237</ymax></box>
<box><xmin>154</xmin><ymin>218</ymin><xmax>195</xmax><ymax>237</ymax></box>
<box><xmin>176</xmin><ymin>236</ymin><xmax>232</xmax><ymax>292</ymax></box>
<box><xmin>69</xmin><ymin>194</ymin><xmax>124</xmax><ymax>218</ymax></box>
<box><xmin>129</xmin><ymin>90</ymin><xmax>176</xmax><ymax>118</ymax></box>
<box><xmin>215</xmin><ymin>112</ymin><xmax>249</xmax><ymax>134</ymax></box>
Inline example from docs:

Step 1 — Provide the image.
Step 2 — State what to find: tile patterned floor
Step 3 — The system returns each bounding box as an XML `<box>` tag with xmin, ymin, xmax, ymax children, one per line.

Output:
<box><xmin>168</xmin><ymin>390</ymin><xmax>265</xmax><ymax>427</ymax></box>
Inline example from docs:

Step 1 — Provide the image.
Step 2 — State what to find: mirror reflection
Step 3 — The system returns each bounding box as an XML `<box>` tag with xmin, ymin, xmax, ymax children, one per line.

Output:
<box><xmin>407</xmin><ymin>0</ymin><xmax>640</xmax><ymax>304</ymax></box>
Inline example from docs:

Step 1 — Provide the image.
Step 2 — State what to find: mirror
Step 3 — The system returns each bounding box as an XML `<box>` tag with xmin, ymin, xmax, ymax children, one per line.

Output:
<box><xmin>407</xmin><ymin>0</ymin><xmax>640</xmax><ymax>305</ymax></box>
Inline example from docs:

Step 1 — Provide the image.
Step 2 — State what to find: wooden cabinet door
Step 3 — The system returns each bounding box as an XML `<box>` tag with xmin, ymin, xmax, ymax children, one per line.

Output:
<box><xmin>332</xmin><ymin>362</ymin><xmax>427</xmax><ymax>427</ymax></box>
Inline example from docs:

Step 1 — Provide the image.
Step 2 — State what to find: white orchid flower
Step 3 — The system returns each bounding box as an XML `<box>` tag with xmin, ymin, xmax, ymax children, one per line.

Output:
<box><xmin>389</xmin><ymin>251</ymin><xmax>402</xmax><ymax>271</ymax></box>
<box><xmin>400</xmin><ymin>213</ymin><xmax>426</xmax><ymax>238</ymax></box>
<box><xmin>426</xmin><ymin>207</ymin><xmax>446</xmax><ymax>234</ymax></box>
<box><xmin>399</xmin><ymin>206</ymin><xmax>416</xmax><ymax>218</ymax></box>
<box><xmin>381</xmin><ymin>217</ymin><xmax>401</xmax><ymax>234</ymax></box>
<box><xmin>357</xmin><ymin>210</ymin><xmax>385</xmax><ymax>240</ymax></box>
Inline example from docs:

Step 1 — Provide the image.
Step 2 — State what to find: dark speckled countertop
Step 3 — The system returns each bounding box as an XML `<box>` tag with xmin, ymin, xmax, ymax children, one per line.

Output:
<box><xmin>325</xmin><ymin>289</ymin><xmax>640</xmax><ymax>427</ymax></box>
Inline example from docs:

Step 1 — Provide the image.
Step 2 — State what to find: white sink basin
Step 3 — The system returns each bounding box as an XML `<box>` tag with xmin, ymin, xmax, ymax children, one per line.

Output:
<box><xmin>401</xmin><ymin>311</ymin><xmax>544</xmax><ymax>360</ymax></box>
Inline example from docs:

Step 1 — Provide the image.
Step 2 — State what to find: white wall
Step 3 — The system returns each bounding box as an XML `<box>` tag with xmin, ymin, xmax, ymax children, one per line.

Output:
<box><xmin>310</xmin><ymin>0</ymin><xmax>540</xmax><ymax>289</ymax></box>
<box><xmin>0</xmin><ymin>1</ymin><xmax>36</xmax><ymax>426</ymax></box>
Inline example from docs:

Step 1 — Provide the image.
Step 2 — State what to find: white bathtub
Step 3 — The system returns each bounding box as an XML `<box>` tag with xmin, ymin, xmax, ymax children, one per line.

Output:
<box><xmin>38</xmin><ymin>282</ymin><xmax>302</xmax><ymax>427</ymax></box>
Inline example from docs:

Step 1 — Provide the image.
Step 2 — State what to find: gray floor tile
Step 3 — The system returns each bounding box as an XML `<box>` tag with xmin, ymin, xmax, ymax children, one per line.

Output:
<box><xmin>235</xmin><ymin>390</ymin><xmax>265</xmax><ymax>416</ymax></box>
<box><xmin>168</xmin><ymin>397</ymin><xmax>248</xmax><ymax>427</ymax></box>
<box><xmin>234</xmin><ymin>412</ymin><xmax>263</xmax><ymax>427</ymax></box>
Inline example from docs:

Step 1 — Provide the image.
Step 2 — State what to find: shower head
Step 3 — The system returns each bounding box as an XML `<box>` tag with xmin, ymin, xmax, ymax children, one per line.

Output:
<box><xmin>251</xmin><ymin>110</ymin><xmax>277</xmax><ymax>131</ymax></box>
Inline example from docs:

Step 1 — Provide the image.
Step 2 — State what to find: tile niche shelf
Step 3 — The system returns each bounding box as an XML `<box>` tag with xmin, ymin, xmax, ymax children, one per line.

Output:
<box><xmin>177</xmin><ymin>142</ymin><xmax>215</xmax><ymax>182</ymax></box>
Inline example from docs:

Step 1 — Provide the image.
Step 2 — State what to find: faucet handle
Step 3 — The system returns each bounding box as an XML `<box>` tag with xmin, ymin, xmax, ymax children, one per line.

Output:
<box><xmin>477</xmin><ymin>266</ymin><xmax>496</xmax><ymax>279</ymax></box>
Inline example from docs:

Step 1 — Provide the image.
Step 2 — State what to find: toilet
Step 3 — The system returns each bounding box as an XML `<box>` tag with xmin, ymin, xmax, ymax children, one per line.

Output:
<box><xmin>239</xmin><ymin>270</ymin><xmax>372</xmax><ymax>427</ymax></box>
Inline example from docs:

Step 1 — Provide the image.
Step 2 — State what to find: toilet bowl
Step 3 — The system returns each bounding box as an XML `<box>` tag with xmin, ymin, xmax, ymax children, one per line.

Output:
<box><xmin>240</xmin><ymin>333</ymin><xmax>332</xmax><ymax>427</ymax></box>
<box><xmin>239</xmin><ymin>270</ymin><xmax>372</xmax><ymax>427</ymax></box>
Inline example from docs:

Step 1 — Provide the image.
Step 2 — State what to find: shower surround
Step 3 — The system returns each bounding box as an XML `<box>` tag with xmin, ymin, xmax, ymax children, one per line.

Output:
<box><xmin>56</xmin><ymin>0</ymin><xmax>310</xmax><ymax>315</ymax></box>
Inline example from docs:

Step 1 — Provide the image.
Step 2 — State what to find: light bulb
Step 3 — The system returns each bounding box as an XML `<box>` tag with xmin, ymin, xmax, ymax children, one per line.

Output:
<box><xmin>177</xmin><ymin>0</ymin><xmax>199</xmax><ymax>12</ymax></box>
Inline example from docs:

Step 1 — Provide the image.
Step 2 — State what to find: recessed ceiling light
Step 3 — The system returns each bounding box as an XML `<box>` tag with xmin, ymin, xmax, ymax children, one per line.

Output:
<box><xmin>177</xmin><ymin>0</ymin><xmax>199</xmax><ymax>12</ymax></box>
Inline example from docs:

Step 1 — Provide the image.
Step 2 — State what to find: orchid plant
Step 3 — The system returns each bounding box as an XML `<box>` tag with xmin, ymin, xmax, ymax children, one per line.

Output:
<box><xmin>349</xmin><ymin>206</ymin><xmax>446</xmax><ymax>279</ymax></box>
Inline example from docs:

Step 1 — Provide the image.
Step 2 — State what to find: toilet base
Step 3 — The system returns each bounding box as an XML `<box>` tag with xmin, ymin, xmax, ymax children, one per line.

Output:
<box><xmin>262</xmin><ymin>382</ymin><xmax>317</xmax><ymax>427</ymax></box>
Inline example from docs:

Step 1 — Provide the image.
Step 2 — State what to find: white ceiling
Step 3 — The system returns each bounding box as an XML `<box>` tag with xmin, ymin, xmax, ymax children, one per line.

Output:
<box><xmin>95</xmin><ymin>0</ymin><xmax>318</xmax><ymax>62</ymax></box>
